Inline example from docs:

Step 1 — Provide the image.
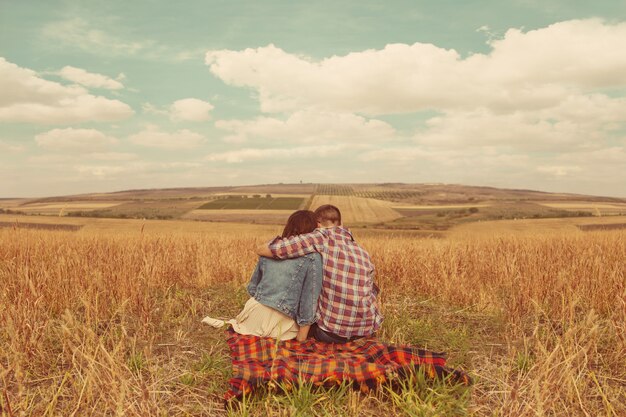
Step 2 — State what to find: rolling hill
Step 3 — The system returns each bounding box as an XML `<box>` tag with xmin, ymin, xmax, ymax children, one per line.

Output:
<box><xmin>2</xmin><ymin>183</ymin><xmax>625</xmax><ymax>230</ymax></box>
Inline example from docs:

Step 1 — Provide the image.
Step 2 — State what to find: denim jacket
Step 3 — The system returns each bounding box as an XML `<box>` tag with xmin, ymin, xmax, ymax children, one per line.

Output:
<box><xmin>246</xmin><ymin>253</ymin><xmax>323</xmax><ymax>326</ymax></box>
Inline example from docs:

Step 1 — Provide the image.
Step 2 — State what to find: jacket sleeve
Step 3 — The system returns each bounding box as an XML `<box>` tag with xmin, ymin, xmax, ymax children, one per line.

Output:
<box><xmin>246</xmin><ymin>259</ymin><xmax>263</xmax><ymax>297</ymax></box>
<box><xmin>295</xmin><ymin>255</ymin><xmax>323</xmax><ymax>326</ymax></box>
<box><xmin>269</xmin><ymin>230</ymin><xmax>325</xmax><ymax>259</ymax></box>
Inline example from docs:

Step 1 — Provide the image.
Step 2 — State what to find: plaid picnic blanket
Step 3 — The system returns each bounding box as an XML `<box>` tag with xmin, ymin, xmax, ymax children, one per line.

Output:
<box><xmin>224</xmin><ymin>329</ymin><xmax>471</xmax><ymax>401</ymax></box>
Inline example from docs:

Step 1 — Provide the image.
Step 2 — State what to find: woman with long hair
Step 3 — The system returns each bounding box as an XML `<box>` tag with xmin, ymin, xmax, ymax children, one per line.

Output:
<box><xmin>202</xmin><ymin>210</ymin><xmax>322</xmax><ymax>341</ymax></box>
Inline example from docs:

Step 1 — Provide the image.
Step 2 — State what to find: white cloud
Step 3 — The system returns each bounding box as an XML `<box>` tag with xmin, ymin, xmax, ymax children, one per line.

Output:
<box><xmin>142</xmin><ymin>102</ymin><xmax>169</xmax><ymax>116</ymax></box>
<box><xmin>536</xmin><ymin>165</ymin><xmax>582</xmax><ymax>177</ymax></box>
<box><xmin>0</xmin><ymin>140</ymin><xmax>25</xmax><ymax>153</ymax></box>
<box><xmin>0</xmin><ymin>57</ymin><xmax>133</xmax><ymax>124</ymax></box>
<box><xmin>143</xmin><ymin>99</ymin><xmax>215</xmax><ymax>122</ymax></box>
<box><xmin>161</xmin><ymin>161</ymin><xmax>204</xmax><ymax>169</ymax></box>
<box><xmin>74</xmin><ymin>164</ymin><xmax>139</xmax><ymax>178</ymax></box>
<box><xmin>206</xmin><ymin>144</ymin><xmax>347</xmax><ymax>163</ymax></box>
<box><xmin>72</xmin><ymin>161</ymin><xmax>205</xmax><ymax>180</ymax></box>
<box><xmin>216</xmin><ymin>110</ymin><xmax>395</xmax><ymax>143</ymax></box>
<box><xmin>478</xmin><ymin>19</ymin><xmax>626</xmax><ymax>88</ymax></box>
<box><xmin>170</xmin><ymin>98</ymin><xmax>214</xmax><ymax>122</ymax></box>
<box><xmin>414</xmin><ymin>110</ymin><xmax>589</xmax><ymax>150</ymax></box>
<box><xmin>359</xmin><ymin>146</ymin><xmax>437</xmax><ymax>162</ymax></box>
<box><xmin>87</xmin><ymin>152</ymin><xmax>137</xmax><ymax>161</ymax></box>
<box><xmin>543</xmin><ymin>147</ymin><xmax>626</xmax><ymax>182</ymax></box>
<box><xmin>42</xmin><ymin>18</ymin><xmax>147</xmax><ymax>56</ymax></box>
<box><xmin>205</xmin><ymin>19</ymin><xmax>626</xmax><ymax>115</ymax></box>
<box><xmin>411</xmin><ymin>92</ymin><xmax>626</xmax><ymax>151</ymax></box>
<box><xmin>58</xmin><ymin>66</ymin><xmax>124</xmax><ymax>90</ymax></box>
<box><xmin>129</xmin><ymin>126</ymin><xmax>206</xmax><ymax>149</ymax></box>
<box><xmin>358</xmin><ymin>146</ymin><xmax>531</xmax><ymax>169</ymax></box>
<box><xmin>41</xmin><ymin>18</ymin><xmax>200</xmax><ymax>61</ymax></box>
<box><xmin>35</xmin><ymin>128</ymin><xmax>118</xmax><ymax>152</ymax></box>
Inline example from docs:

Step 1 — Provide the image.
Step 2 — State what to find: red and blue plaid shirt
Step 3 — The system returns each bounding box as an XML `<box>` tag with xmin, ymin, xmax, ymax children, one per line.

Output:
<box><xmin>269</xmin><ymin>226</ymin><xmax>383</xmax><ymax>338</ymax></box>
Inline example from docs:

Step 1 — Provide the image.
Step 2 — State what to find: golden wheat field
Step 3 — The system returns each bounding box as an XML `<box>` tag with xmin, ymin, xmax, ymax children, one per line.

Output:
<box><xmin>310</xmin><ymin>196</ymin><xmax>402</xmax><ymax>224</ymax></box>
<box><xmin>0</xmin><ymin>219</ymin><xmax>624</xmax><ymax>416</ymax></box>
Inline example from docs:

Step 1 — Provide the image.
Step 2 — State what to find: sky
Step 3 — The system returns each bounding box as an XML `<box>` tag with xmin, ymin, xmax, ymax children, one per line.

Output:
<box><xmin>1</xmin><ymin>0</ymin><xmax>625</xmax><ymax>198</ymax></box>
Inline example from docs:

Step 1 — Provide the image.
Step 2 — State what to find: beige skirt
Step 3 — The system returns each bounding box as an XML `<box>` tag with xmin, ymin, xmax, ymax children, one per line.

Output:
<box><xmin>228</xmin><ymin>298</ymin><xmax>298</xmax><ymax>341</ymax></box>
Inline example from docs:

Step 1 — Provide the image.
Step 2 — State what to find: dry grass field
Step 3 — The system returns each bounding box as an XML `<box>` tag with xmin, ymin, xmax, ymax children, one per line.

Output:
<box><xmin>15</xmin><ymin>202</ymin><xmax>123</xmax><ymax>216</ymax></box>
<box><xmin>451</xmin><ymin>215</ymin><xmax>626</xmax><ymax>237</ymax></box>
<box><xmin>310</xmin><ymin>195</ymin><xmax>403</xmax><ymax>224</ymax></box>
<box><xmin>1</xmin><ymin>215</ymin><xmax>624</xmax><ymax>416</ymax></box>
<box><xmin>537</xmin><ymin>202</ymin><xmax>626</xmax><ymax>216</ymax></box>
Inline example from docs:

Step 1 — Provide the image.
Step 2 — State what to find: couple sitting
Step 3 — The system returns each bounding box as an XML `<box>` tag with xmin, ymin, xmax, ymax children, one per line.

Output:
<box><xmin>203</xmin><ymin>204</ymin><xmax>383</xmax><ymax>343</ymax></box>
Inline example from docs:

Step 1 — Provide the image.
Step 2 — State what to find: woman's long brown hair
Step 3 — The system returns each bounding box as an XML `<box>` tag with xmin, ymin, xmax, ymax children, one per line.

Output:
<box><xmin>281</xmin><ymin>210</ymin><xmax>317</xmax><ymax>238</ymax></box>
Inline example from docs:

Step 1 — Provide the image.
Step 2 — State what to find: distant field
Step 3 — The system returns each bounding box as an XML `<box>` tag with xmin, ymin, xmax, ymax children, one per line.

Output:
<box><xmin>538</xmin><ymin>201</ymin><xmax>626</xmax><ymax>215</ymax></box>
<box><xmin>212</xmin><ymin>193</ymin><xmax>310</xmax><ymax>198</ymax></box>
<box><xmin>3</xmin><ymin>184</ymin><xmax>625</xmax><ymax>231</ymax></box>
<box><xmin>70</xmin><ymin>186</ymin><xmax>232</xmax><ymax>201</ymax></box>
<box><xmin>394</xmin><ymin>203</ymin><xmax>492</xmax><ymax>210</ymax></box>
<box><xmin>577</xmin><ymin>223</ymin><xmax>626</xmax><ymax>231</ymax></box>
<box><xmin>0</xmin><ymin>198</ymin><xmax>30</xmax><ymax>208</ymax></box>
<box><xmin>538</xmin><ymin>202</ymin><xmax>626</xmax><ymax>209</ymax></box>
<box><xmin>198</xmin><ymin>196</ymin><xmax>304</xmax><ymax>210</ymax></box>
<box><xmin>67</xmin><ymin>199</ymin><xmax>205</xmax><ymax>220</ymax></box>
<box><xmin>0</xmin><ymin>221</ymin><xmax>83</xmax><ymax>231</ymax></box>
<box><xmin>0</xmin><ymin>213</ymin><xmax>283</xmax><ymax>235</ymax></box>
<box><xmin>310</xmin><ymin>195</ymin><xmax>402</xmax><ymax>224</ymax></box>
<box><xmin>183</xmin><ymin>209</ymin><xmax>292</xmax><ymax>225</ymax></box>
<box><xmin>315</xmin><ymin>184</ymin><xmax>426</xmax><ymax>202</ymax></box>
<box><xmin>449</xmin><ymin>215</ymin><xmax>626</xmax><ymax>237</ymax></box>
<box><xmin>16</xmin><ymin>202</ymin><xmax>122</xmax><ymax>215</ymax></box>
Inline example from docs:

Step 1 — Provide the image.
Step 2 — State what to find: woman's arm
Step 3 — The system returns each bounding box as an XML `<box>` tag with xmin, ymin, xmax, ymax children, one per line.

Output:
<box><xmin>245</xmin><ymin>259</ymin><xmax>263</xmax><ymax>296</ymax></box>
<box><xmin>295</xmin><ymin>254</ymin><xmax>323</xmax><ymax>337</ymax></box>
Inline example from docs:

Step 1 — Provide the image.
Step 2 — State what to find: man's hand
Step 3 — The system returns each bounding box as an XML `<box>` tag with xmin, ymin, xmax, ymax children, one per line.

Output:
<box><xmin>256</xmin><ymin>243</ymin><xmax>273</xmax><ymax>258</ymax></box>
<box><xmin>296</xmin><ymin>325</ymin><xmax>311</xmax><ymax>342</ymax></box>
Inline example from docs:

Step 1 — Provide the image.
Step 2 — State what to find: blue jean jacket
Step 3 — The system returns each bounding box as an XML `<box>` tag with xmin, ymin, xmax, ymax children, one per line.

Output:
<box><xmin>246</xmin><ymin>253</ymin><xmax>323</xmax><ymax>326</ymax></box>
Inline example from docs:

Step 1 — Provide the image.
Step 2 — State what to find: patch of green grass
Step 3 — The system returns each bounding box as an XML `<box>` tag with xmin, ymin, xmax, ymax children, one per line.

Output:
<box><xmin>224</xmin><ymin>374</ymin><xmax>471</xmax><ymax>417</ymax></box>
<box><xmin>384</xmin><ymin>369</ymin><xmax>471</xmax><ymax>417</ymax></box>
<box><xmin>194</xmin><ymin>351</ymin><xmax>229</xmax><ymax>375</ymax></box>
<box><xmin>380</xmin><ymin>296</ymin><xmax>507</xmax><ymax>369</ymax></box>
<box><xmin>127</xmin><ymin>352</ymin><xmax>146</xmax><ymax>374</ymax></box>
<box><xmin>179</xmin><ymin>373</ymin><xmax>196</xmax><ymax>386</ymax></box>
<box><xmin>227</xmin><ymin>382</ymin><xmax>364</xmax><ymax>417</ymax></box>
<box><xmin>381</xmin><ymin>311</ymin><xmax>472</xmax><ymax>366</ymax></box>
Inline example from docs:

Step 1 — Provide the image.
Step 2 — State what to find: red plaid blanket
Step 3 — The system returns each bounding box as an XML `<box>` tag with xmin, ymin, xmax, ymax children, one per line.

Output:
<box><xmin>224</xmin><ymin>330</ymin><xmax>471</xmax><ymax>401</ymax></box>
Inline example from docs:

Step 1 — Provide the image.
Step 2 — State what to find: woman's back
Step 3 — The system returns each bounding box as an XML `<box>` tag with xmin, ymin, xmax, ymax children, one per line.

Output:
<box><xmin>247</xmin><ymin>253</ymin><xmax>322</xmax><ymax>325</ymax></box>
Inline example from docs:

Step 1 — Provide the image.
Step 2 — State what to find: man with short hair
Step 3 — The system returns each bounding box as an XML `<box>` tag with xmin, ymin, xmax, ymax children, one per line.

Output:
<box><xmin>257</xmin><ymin>204</ymin><xmax>382</xmax><ymax>342</ymax></box>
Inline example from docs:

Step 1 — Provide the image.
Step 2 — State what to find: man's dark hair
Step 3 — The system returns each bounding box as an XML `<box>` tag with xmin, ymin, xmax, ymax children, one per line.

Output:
<box><xmin>314</xmin><ymin>204</ymin><xmax>341</xmax><ymax>226</ymax></box>
<box><xmin>282</xmin><ymin>210</ymin><xmax>318</xmax><ymax>238</ymax></box>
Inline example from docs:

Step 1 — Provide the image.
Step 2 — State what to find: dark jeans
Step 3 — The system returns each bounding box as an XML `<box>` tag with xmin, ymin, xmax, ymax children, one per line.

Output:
<box><xmin>308</xmin><ymin>323</ymin><xmax>366</xmax><ymax>344</ymax></box>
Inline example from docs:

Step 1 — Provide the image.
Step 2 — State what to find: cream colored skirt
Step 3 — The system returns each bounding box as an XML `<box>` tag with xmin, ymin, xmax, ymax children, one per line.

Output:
<box><xmin>228</xmin><ymin>298</ymin><xmax>298</xmax><ymax>341</ymax></box>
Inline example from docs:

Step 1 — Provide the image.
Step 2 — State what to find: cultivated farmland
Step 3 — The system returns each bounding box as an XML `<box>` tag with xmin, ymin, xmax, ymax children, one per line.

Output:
<box><xmin>3</xmin><ymin>183</ymin><xmax>625</xmax><ymax>230</ymax></box>
<box><xmin>198</xmin><ymin>196</ymin><xmax>305</xmax><ymax>210</ymax></box>
<box><xmin>310</xmin><ymin>195</ymin><xmax>403</xmax><ymax>224</ymax></box>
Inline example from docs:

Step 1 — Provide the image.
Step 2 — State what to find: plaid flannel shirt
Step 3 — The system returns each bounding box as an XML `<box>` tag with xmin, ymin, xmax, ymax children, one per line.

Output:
<box><xmin>269</xmin><ymin>226</ymin><xmax>383</xmax><ymax>338</ymax></box>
